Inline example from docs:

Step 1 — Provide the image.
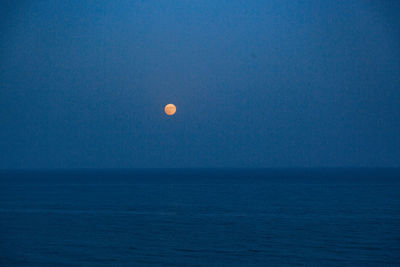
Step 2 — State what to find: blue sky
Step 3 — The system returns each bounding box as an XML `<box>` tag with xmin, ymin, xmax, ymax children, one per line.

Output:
<box><xmin>1</xmin><ymin>1</ymin><xmax>400</xmax><ymax>168</ymax></box>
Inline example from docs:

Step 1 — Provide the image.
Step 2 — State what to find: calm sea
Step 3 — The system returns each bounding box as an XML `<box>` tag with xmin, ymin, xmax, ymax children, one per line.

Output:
<box><xmin>0</xmin><ymin>169</ymin><xmax>399</xmax><ymax>266</ymax></box>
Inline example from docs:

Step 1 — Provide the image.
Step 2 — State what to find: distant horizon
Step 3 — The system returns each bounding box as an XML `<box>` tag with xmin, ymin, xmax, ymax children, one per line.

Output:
<box><xmin>2</xmin><ymin>167</ymin><xmax>399</xmax><ymax>171</ymax></box>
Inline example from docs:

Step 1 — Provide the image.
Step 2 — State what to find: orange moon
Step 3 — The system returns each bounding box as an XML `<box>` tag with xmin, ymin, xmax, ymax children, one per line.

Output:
<box><xmin>164</xmin><ymin>104</ymin><xmax>176</xmax><ymax>116</ymax></box>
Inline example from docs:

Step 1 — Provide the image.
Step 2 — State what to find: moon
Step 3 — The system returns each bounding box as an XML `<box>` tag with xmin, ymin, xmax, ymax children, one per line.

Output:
<box><xmin>164</xmin><ymin>104</ymin><xmax>176</xmax><ymax>116</ymax></box>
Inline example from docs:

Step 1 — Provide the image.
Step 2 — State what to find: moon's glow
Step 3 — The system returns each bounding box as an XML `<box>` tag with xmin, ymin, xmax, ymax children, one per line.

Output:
<box><xmin>165</xmin><ymin>104</ymin><xmax>176</xmax><ymax>116</ymax></box>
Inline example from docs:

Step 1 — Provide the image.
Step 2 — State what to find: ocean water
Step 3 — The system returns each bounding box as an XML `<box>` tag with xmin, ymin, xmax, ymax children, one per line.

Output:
<box><xmin>0</xmin><ymin>169</ymin><xmax>399</xmax><ymax>266</ymax></box>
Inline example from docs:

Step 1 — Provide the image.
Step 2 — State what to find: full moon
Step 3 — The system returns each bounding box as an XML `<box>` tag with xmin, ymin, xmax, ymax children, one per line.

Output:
<box><xmin>164</xmin><ymin>104</ymin><xmax>176</xmax><ymax>116</ymax></box>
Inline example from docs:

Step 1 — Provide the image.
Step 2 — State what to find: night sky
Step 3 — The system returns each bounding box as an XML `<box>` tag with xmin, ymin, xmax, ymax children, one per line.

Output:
<box><xmin>1</xmin><ymin>1</ymin><xmax>400</xmax><ymax>168</ymax></box>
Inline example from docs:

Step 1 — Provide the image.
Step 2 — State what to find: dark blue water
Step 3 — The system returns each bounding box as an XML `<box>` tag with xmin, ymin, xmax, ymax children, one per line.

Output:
<box><xmin>0</xmin><ymin>169</ymin><xmax>399</xmax><ymax>266</ymax></box>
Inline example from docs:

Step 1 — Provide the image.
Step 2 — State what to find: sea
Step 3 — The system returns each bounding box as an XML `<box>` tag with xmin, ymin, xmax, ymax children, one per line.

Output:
<box><xmin>0</xmin><ymin>169</ymin><xmax>399</xmax><ymax>266</ymax></box>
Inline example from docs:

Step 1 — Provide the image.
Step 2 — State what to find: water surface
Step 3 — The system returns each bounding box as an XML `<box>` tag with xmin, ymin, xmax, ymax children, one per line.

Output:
<box><xmin>0</xmin><ymin>169</ymin><xmax>399</xmax><ymax>266</ymax></box>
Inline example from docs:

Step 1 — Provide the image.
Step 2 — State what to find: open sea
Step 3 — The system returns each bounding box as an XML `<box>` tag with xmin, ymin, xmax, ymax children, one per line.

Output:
<box><xmin>0</xmin><ymin>169</ymin><xmax>399</xmax><ymax>266</ymax></box>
